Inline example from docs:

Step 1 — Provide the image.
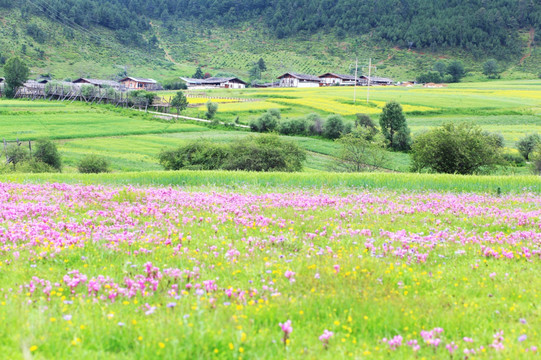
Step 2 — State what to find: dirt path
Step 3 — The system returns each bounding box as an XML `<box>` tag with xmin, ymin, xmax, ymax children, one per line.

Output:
<box><xmin>519</xmin><ymin>28</ymin><xmax>535</xmax><ymax>65</ymax></box>
<box><xmin>143</xmin><ymin>110</ymin><xmax>250</xmax><ymax>129</ymax></box>
<box><xmin>149</xmin><ymin>21</ymin><xmax>180</xmax><ymax>66</ymax></box>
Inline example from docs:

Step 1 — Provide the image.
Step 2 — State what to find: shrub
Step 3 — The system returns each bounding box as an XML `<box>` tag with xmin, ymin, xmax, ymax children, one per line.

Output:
<box><xmin>78</xmin><ymin>155</ymin><xmax>110</xmax><ymax>174</ymax></box>
<box><xmin>355</xmin><ymin>114</ymin><xmax>378</xmax><ymax>140</ymax></box>
<box><xmin>334</xmin><ymin>126</ymin><xmax>388</xmax><ymax>172</ymax></box>
<box><xmin>323</xmin><ymin>115</ymin><xmax>345</xmax><ymax>140</ymax></box>
<box><xmin>485</xmin><ymin>132</ymin><xmax>505</xmax><ymax>148</ymax></box>
<box><xmin>205</xmin><ymin>101</ymin><xmax>218</xmax><ymax>120</ymax></box>
<box><xmin>417</xmin><ymin>71</ymin><xmax>442</xmax><ymax>84</ymax></box>
<box><xmin>502</xmin><ymin>153</ymin><xmax>526</xmax><ymax>167</ymax></box>
<box><xmin>223</xmin><ymin>134</ymin><xmax>306</xmax><ymax>172</ymax></box>
<box><xmin>516</xmin><ymin>133</ymin><xmax>541</xmax><ymax>160</ymax></box>
<box><xmin>379</xmin><ymin>101</ymin><xmax>411</xmax><ymax>151</ymax></box>
<box><xmin>5</xmin><ymin>145</ymin><xmax>29</xmax><ymax>166</ymax></box>
<box><xmin>158</xmin><ymin>141</ymin><xmax>229</xmax><ymax>170</ymax></box>
<box><xmin>307</xmin><ymin>113</ymin><xmax>324</xmax><ymax>136</ymax></box>
<box><xmin>278</xmin><ymin>118</ymin><xmax>308</xmax><ymax>136</ymax></box>
<box><xmin>411</xmin><ymin>122</ymin><xmax>504</xmax><ymax>174</ymax></box>
<box><xmin>33</xmin><ymin>139</ymin><xmax>62</xmax><ymax>171</ymax></box>
<box><xmin>250</xmin><ymin>110</ymin><xmax>280</xmax><ymax>132</ymax></box>
<box><xmin>15</xmin><ymin>159</ymin><xmax>56</xmax><ymax>173</ymax></box>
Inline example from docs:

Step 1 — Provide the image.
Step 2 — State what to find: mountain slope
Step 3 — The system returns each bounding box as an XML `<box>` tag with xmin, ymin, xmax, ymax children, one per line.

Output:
<box><xmin>0</xmin><ymin>0</ymin><xmax>540</xmax><ymax>82</ymax></box>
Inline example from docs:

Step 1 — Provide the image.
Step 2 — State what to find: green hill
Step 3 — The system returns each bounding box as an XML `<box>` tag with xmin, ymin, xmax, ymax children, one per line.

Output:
<box><xmin>0</xmin><ymin>0</ymin><xmax>540</xmax><ymax>82</ymax></box>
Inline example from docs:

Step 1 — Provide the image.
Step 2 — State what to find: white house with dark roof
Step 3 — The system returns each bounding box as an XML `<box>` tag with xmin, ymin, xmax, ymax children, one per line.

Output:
<box><xmin>181</xmin><ymin>77</ymin><xmax>247</xmax><ymax>89</ymax></box>
<box><xmin>319</xmin><ymin>73</ymin><xmax>359</xmax><ymax>86</ymax></box>
<box><xmin>277</xmin><ymin>73</ymin><xmax>321</xmax><ymax>88</ymax></box>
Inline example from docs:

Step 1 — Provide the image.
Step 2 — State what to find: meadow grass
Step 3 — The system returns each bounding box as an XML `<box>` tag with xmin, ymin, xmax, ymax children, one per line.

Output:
<box><xmin>0</xmin><ymin>182</ymin><xmax>539</xmax><ymax>359</ymax></box>
<box><xmin>1</xmin><ymin>170</ymin><xmax>540</xmax><ymax>193</ymax></box>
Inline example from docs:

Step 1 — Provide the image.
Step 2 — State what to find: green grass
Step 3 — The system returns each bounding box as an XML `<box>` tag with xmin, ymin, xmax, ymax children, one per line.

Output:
<box><xmin>2</xmin><ymin>170</ymin><xmax>540</xmax><ymax>193</ymax></box>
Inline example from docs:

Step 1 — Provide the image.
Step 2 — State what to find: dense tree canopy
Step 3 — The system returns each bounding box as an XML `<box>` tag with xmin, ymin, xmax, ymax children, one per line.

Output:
<box><xmin>2</xmin><ymin>0</ymin><xmax>540</xmax><ymax>58</ymax></box>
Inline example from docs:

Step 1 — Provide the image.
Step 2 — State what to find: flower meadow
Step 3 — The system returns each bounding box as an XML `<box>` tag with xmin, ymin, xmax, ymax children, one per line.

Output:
<box><xmin>0</xmin><ymin>182</ymin><xmax>540</xmax><ymax>359</ymax></box>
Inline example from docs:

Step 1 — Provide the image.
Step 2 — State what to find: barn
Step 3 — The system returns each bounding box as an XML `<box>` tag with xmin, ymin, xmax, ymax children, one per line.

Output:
<box><xmin>72</xmin><ymin>78</ymin><xmax>121</xmax><ymax>89</ymax></box>
<box><xmin>277</xmin><ymin>73</ymin><xmax>321</xmax><ymax>88</ymax></box>
<box><xmin>181</xmin><ymin>77</ymin><xmax>247</xmax><ymax>89</ymax></box>
<box><xmin>359</xmin><ymin>76</ymin><xmax>394</xmax><ymax>86</ymax></box>
<box><xmin>119</xmin><ymin>77</ymin><xmax>158</xmax><ymax>91</ymax></box>
<box><xmin>319</xmin><ymin>73</ymin><xmax>358</xmax><ymax>86</ymax></box>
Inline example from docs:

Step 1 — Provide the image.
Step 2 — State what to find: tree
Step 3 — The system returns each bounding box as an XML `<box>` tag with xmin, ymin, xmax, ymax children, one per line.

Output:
<box><xmin>193</xmin><ymin>66</ymin><xmax>204</xmax><ymax>79</ymax></box>
<box><xmin>483</xmin><ymin>59</ymin><xmax>500</xmax><ymax>79</ymax></box>
<box><xmin>323</xmin><ymin>115</ymin><xmax>345</xmax><ymax>140</ymax></box>
<box><xmin>3</xmin><ymin>57</ymin><xmax>29</xmax><ymax>98</ymax></box>
<box><xmin>250</xmin><ymin>109</ymin><xmax>280</xmax><ymax>132</ymax></box>
<box><xmin>417</xmin><ymin>71</ymin><xmax>442</xmax><ymax>84</ymax></box>
<box><xmin>170</xmin><ymin>91</ymin><xmax>188</xmax><ymax>115</ymax></box>
<box><xmin>447</xmin><ymin>61</ymin><xmax>465</xmax><ymax>82</ymax></box>
<box><xmin>205</xmin><ymin>101</ymin><xmax>218</xmax><ymax>120</ymax></box>
<box><xmin>257</xmin><ymin>57</ymin><xmax>267</xmax><ymax>72</ymax></box>
<box><xmin>516</xmin><ymin>133</ymin><xmax>541</xmax><ymax>160</ymax></box>
<box><xmin>34</xmin><ymin>139</ymin><xmax>62</xmax><ymax>171</ymax></box>
<box><xmin>411</xmin><ymin>122</ymin><xmax>504</xmax><ymax>174</ymax></box>
<box><xmin>433</xmin><ymin>61</ymin><xmax>447</xmax><ymax>76</ymax></box>
<box><xmin>248</xmin><ymin>63</ymin><xmax>261</xmax><ymax>80</ymax></box>
<box><xmin>379</xmin><ymin>101</ymin><xmax>411</xmax><ymax>151</ymax></box>
<box><xmin>78</xmin><ymin>155</ymin><xmax>110</xmax><ymax>173</ymax></box>
<box><xmin>335</xmin><ymin>126</ymin><xmax>388</xmax><ymax>172</ymax></box>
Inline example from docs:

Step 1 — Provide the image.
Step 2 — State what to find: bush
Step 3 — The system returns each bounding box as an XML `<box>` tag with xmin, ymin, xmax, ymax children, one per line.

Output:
<box><xmin>78</xmin><ymin>155</ymin><xmax>110</xmax><ymax>174</ymax></box>
<box><xmin>278</xmin><ymin>118</ymin><xmax>308</xmax><ymax>136</ymax></box>
<box><xmin>33</xmin><ymin>139</ymin><xmax>62</xmax><ymax>171</ymax></box>
<box><xmin>411</xmin><ymin>122</ymin><xmax>504</xmax><ymax>174</ymax></box>
<box><xmin>205</xmin><ymin>101</ymin><xmax>218</xmax><ymax>120</ymax></box>
<box><xmin>502</xmin><ymin>153</ymin><xmax>526</xmax><ymax>167</ymax></box>
<box><xmin>355</xmin><ymin>114</ymin><xmax>378</xmax><ymax>140</ymax></box>
<box><xmin>15</xmin><ymin>159</ymin><xmax>56</xmax><ymax>173</ymax></box>
<box><xmin>158</xmin><ymin>141</ymin><xmax>229</xmax><ymax>170</ymax></box>
<box><xmin>417</xmin><ymin>71</ymin><xmax>442</xmax><ymax>84</ymax></box>
<box><xmin>484</xmin><ymin>132</ymin><xmax>505</xmax><ymax>148</ymax></box>
<box><xmin>307</xmin><ymin>113</ymin><xmax>324</xmax><ymax>136</ymax></box>
<box><xmin>334</xmin><ymin>126</ymin><xmax>388</xmax><ymax>172</ymax></box>
<box><xmin>223</xmin><ymin>134</ymin><xmax>306</xmax><ymax>172</ymax></box>
<box><xmin>323</xmin><ymin>115</ymin><xmax>345</xmax><ymax>140</ymax></box>
<box><xmin>516</xmin><ymin>133</ymin><xmax>541</xmax><ymax>160</ymax></box>
<box><xmin>250</xmin><ymin>109</ymin><xmax>280</xmax><ymax>132</ymax></box>
<box><xmin>5</xmin><ymin>145</ymin><xmax>29</xmax><ymax>166</ymax></box>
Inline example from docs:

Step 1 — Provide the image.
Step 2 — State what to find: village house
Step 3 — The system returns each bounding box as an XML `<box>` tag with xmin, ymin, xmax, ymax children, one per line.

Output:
<box><xmin>72</xmin><ymin>78</ymin><xmax>121</xmax><ymax>89</ymax></box>
<box><xmin>119</xmin><ymin>77</ymin><xmax>158</xmax><ymax>91</ymax></box>
<box><xmin>359</xmin><ymin>76</ymin><xmax>394</xmax><ymax>86</ymax></box>
<box><xmin>180</xmin><ymin>77</ymin><xmax>247</xmax><ymax>89</ymax></box>
<box><xmin>277</xmin><ymin>73</ymin><xmax>321</xmax><ymax>88</ymax></box>
<box><xmin>319</xmin><ymin>73</ymin><xmax>358</xmax><ymax>86</ymax></box>
<box><xmin>0</xmin><ymin>77</ymin><xmax>5</xmax><ymax>84</ymax></box>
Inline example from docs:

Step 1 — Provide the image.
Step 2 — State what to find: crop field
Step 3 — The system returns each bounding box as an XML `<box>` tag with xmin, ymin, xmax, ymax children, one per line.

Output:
<box><xmin>0</xmin><ymin>181</ymin><xmax>540</xmax><ymax>359</ymax></box>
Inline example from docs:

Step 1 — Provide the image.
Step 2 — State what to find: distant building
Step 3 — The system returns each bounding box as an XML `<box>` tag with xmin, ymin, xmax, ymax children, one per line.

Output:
<box><xmin>0</xmin><ymin>77</ymin><xmax>4</xmax><ymax>84</ymax></box>
<box><xmin>359</xmin><ymin>76</ymin><xmax>394</xmax><ymax>86</ymax></box>
<box><xmin>119</xmin><ymin>77</ymin><xmax>158</xmax><ymax>90</ymax></box>
<box><xmin>319</xmin><ymin>73</ymin><xmax>358</xmax><ymax>86</ymax></box>
<box><xmin>72</xmin><ymin>78</ymin><xmax>121</xmax><ymax>89</ymax></box>
<box><xmin>423</xmin><ymin>83</ymin><xmax>447</xmax><ymax>88</ymax></box>
<box><xmin>181</xmin><ymin>77</ymin><xmax>247</xmax><ymax>89</ymax></box>
<box><xmin>252</xmin><ymin>81</ymin><xmax>280</xmax><ymax>88</ymax></box>
<box><xmin>277</xmin><ymin>73</ymin><xmax>321</xmax><ymax>88</ymax></box>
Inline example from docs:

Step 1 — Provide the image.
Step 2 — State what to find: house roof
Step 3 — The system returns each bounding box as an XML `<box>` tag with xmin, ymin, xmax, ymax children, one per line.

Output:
<box><xmin>180</xmin><ymin>77</ymin><xmax>247</xmax><ymax>85</ymax></box>
<box><xmin>72</xmin><ymin>78</ymin><xmax>121</xmax><ymax>87</ymax></box>
<box><xmin>360</xmin><ymin>75</ymin><xmax>394</xmax><ymax>83</ymax></box>
<box><xmin>0</xmin><ymin>77</ymin><xmax>4</xmax><ymax>83</ymax></box>
<box><xmin>119</xmin><ymin>77</ymin><xmax>157</xmax><ymax>84</ymax></box>
<box><xmin>277</xmin><ymin>72</ymin><xmax>321</xmax><ymax>82</ymax></box>
<box><xmin>319</xmin><ymin>73</ymin><xmax>358</xmax><ymax>81</ymax></box>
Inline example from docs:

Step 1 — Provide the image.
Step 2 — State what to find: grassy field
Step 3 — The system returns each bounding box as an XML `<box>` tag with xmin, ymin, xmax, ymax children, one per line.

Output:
<box><xmin>1</xmin><ymin>80</ymin><xmax>540</xmax><ymax>173</ymax></box>
<box><xmin>0</xmin><ymin>181</ymin><xmax>540</xmax><ymax>359</ymax></box>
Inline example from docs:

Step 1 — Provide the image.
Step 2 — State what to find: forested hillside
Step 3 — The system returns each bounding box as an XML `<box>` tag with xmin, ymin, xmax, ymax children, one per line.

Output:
<box><xmin>0</xmin><ymin>0</ymin><xmax>540</xmax><ymax>80</ymax></box>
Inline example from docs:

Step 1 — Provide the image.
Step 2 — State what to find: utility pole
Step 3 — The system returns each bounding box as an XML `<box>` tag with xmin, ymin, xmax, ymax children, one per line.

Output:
<box><xmin>363</xmin><ymin>58</ymin><xmax>377</xmax><ymax>104</ymax></box>
<box><xmin>353</xmin><ymin>57</ymin><xmax>358</xmax><ymax>104</ymax></box>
